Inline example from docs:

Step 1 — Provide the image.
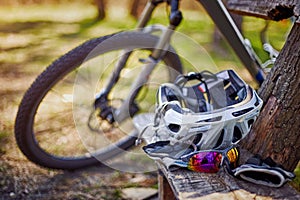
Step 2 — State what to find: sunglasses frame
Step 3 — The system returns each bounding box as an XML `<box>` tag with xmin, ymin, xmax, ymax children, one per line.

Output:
<box><xmin>180</xmin><ymin>145</ymin><xmax>239</xmax><ymax>173</ymax></box>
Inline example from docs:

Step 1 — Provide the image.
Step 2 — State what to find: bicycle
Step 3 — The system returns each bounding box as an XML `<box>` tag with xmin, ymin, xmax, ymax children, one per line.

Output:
<box><xmin>15</xmin><ymin>0</ymin><xmax>272</xmax><ymax>171</ymax></box>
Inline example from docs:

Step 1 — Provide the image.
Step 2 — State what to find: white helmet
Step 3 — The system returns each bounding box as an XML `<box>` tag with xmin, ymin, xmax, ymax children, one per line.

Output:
<box><xmin>153</xmin><ymin>70</ymin><xmax>263</xmax><ymax>150</ymax></box>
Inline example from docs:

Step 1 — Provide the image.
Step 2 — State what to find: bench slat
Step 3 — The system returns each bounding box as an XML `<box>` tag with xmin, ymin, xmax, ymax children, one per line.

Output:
<box><xmin>226</xmin><ymin>0</ymin><xmax>300</xmax><ymax>21</ymax></box>
<box><xmin>158</xmin><ymin>162</ymin><xmax>300</xmax><ymax>200</ymax></box>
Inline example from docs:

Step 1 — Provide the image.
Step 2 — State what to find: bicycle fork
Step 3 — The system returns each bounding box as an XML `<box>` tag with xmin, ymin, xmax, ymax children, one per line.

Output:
<box><xmin>94</xmin><ymin>0</ymin><xmax>182</xmax><ymax>124</ymax></box>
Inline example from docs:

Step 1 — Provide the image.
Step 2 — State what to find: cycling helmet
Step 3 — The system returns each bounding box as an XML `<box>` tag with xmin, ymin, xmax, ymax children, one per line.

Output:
<box><xmin>152</xmin><ymin>69</ymin><xmax>263</xmax><ymax>150</ymax></box>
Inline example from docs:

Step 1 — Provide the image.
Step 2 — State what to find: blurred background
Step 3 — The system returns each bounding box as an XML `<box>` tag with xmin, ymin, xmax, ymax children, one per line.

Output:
<box><xmin>0</xmin><ymin>0</ymin><xmax>297</xmax><ymax>199</ymax></box>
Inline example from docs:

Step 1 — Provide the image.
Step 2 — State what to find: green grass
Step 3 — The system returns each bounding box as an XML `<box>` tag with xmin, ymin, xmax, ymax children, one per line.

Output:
<box><xmin>292</xmin><ymin>164</ymin><xmax>300</xmax><ymax>191</ymax></box>
<box><xmin>0</xmin><ymin>131</ymin><xmax>10</xmax><ymax>155</ymax></box>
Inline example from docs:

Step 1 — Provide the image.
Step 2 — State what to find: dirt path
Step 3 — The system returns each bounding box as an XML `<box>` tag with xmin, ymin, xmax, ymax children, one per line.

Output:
<box><xmin>0</xmin><ymin>65</ymin><xmax>157</xmax><ymax>200</ymax></box>
<box><xmin>1</xmin><ymin>155</ymin><xmax>157</xmax><ymax>199</ymax></box>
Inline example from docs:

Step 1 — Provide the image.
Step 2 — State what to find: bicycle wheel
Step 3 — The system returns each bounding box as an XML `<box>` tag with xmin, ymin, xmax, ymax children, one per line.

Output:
<box><xmin>14</xmin><ymin>31</ymin><xmax>182</xmax><ymax>170</ymax></box>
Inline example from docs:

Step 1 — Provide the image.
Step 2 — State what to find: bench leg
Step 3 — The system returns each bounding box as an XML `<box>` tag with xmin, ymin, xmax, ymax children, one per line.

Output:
<box><xmin>158</xmin><ymin>170</ymin><xmax>176</xmax><ymax>200</ymax></box>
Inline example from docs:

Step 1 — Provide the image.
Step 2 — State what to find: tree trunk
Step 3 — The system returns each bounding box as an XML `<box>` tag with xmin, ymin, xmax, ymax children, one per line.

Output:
<box><xmin>130</xmin><ymin>0</ymin><xmax>147</xmax><ymax>19</ymax></box>
<box><xmin>94</xmin><ymin>0</ymin><xmax>106</xmax><ymax>20</ymax></box>
<box><xmin>241</xmin><ymin>22</ymin><xmax>300</xmax><ymax>171</ymax></box>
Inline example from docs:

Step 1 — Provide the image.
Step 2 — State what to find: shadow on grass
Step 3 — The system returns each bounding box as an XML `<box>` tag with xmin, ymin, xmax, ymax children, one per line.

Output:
<box><xmin>0</xmin><ymin>17</ymin><xmax>103</xmax><ymax>76</ymax></box>
<box><xmin>0</xmin><ymin>17</ymin><xmax>100</xmax><ymax>39</ymax></box>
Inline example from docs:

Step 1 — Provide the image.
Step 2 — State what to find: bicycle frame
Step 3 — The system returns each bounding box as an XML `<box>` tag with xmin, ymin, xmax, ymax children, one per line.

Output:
<box><xmin>198</xmin><ymin>0</ymin><xmax>265</xmax><ymax>83</ymax></box>
<box><xmin>96</xmin><ymin>0</ymin><xmax>266</xmax><ymax>124</ymax></box>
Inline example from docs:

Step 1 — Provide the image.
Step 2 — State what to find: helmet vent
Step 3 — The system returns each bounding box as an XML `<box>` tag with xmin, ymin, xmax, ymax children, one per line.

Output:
<box><xmin>213</xmin><ymin>130</ymin><xmax>224</xmax><ymax>149</ymax></box>
<box><xmin>168</xmin><ymin>123</ymin><xmax>181</xmax><ymax>133</ymax></box>
<box><xmin>248</xmin><ymin>119</ymin><xmax>254</xmax><ymax>128</ymax></box>
<box><xmin>254</xmin><ymin>95</ymin><xmax>260</xmax><ymax>106</ymax></box>
<box><xmin>232</xmin><ymin>107</ymin><xmax>254</xmax><ymax>117</ymax></box>
<box><xmin>196</xmin><ymin>116</ymin><xmax>222</xmax><ymax>123</ymax></box>
<box><xmin>192</xmin><ymin>133</ymin><xmax>203</xmax><ymax>146</ymax></box>
<box><xmin>232</xmin><ymin>126</ymin><xmax>242</xmax><ymax>143</ymax></box>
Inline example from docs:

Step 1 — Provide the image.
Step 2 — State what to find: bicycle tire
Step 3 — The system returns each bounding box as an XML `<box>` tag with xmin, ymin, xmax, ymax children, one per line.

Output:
<box><xmin>15</xmin><ymin>31</ymin><xmax>182</xmax><ymax>170</ymax></box>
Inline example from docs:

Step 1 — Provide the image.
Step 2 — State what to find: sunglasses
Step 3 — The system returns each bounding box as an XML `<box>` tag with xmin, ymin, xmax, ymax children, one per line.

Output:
<box><xmin>181</xmin><ymin>146</ymin><xmax>239</xmax><ymax>173</ymax></box>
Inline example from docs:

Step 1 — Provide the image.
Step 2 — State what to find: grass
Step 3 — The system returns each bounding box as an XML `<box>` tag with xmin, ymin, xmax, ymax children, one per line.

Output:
<box><xmin>0</xmin><ymin>131</ymin><xmax>10</xmax><ymax>155</ymax></box>
<box><xmin>0</xmin><ymin>1</ymin><xmax>298</xmax><ymax>192</ymax></box>
<box><xmin>292</xmin><ymin>164</ymin><xmax>300</xmax><ymax>191</ymax></box>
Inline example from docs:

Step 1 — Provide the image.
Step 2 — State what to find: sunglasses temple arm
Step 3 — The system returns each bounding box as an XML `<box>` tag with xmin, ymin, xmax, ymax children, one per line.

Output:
<box><xmin>222</xmin><ymin>157</ymin><xmax>235</xmax><ymax>176</ymax></box>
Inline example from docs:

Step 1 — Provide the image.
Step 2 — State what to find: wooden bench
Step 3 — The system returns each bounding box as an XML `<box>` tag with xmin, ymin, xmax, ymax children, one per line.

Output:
<box><xmin>156</xmin><ymin>152</ymin><xmax>300</xmax><ymax>200</ymax></box>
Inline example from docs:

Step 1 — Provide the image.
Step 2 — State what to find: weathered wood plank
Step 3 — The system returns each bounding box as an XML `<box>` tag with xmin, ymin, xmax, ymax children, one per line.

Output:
<box><xmin>158</xmin><ymin>170</ymin><xmax>176</xmax><ymax>200</ymax></box>
<box><xmin>226</xmin><ymin>0</ymin><xmax>300</xmax><ymax>21</ymax></box>
<box><xmin>158</xmin><ymin>160</ymin><xmax>300</xmax><ymax>200</ymax></box>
